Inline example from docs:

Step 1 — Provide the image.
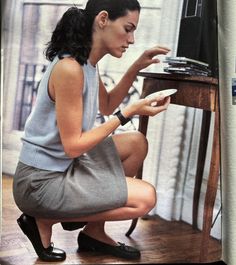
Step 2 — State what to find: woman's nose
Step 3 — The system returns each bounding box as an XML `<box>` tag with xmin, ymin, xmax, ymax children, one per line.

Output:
<box><xmin>128</xmin><ymin>32</ymin><xmax>135</xmax><ymax>44</ymax></box>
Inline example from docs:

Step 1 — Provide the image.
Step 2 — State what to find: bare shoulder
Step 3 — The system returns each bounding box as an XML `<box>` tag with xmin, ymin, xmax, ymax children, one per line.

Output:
<box><xmin>52</xmin><ymin>57</ymin><xmax>84</xmax><ymax>80</ymax></box>
<box><xmin>49</xmin><ymin>57</ymin><xmax>84</xmax><ymax>100</ymax></box>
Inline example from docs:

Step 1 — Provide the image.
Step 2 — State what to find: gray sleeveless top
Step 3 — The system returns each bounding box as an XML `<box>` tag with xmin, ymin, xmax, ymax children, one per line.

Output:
<box><xmin>19</xmin><ymin>56</ymin><xmax>99</xmax><ymax>172</ymax></box>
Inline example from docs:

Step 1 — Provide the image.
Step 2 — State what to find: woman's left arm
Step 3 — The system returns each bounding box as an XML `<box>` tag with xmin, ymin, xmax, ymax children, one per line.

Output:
<box><xmin>99</xmin><ymin>45</ymin><xmax>170</xmax><ymax>115</ymax></box>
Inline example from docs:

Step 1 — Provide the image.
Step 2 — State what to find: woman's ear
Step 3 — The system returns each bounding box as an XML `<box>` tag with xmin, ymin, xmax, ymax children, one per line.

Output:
<box><xmin>96</xmin><ymin>11</ymin><xmax>109</xmax><ymax>29</ymax></box>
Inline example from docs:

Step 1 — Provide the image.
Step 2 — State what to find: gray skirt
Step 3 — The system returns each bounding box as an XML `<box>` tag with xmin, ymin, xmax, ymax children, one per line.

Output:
<box><xmin>13</xmin><ymin>137</ymin><xmax>128</xmax><ymax>219</ymax></box>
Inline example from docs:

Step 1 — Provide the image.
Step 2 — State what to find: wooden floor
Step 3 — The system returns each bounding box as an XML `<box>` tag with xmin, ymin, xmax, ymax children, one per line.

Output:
<box><xmin>0</xmin><ymin>175</ymin><xmax>221</xmax><ymax>264</ymax></box>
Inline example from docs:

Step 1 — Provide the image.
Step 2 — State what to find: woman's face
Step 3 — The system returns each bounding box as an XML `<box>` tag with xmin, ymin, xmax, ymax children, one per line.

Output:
<box><xmin>101</xmin><ymin>10</ymin><xmax>140</xmax><ymax>58</ymax></box>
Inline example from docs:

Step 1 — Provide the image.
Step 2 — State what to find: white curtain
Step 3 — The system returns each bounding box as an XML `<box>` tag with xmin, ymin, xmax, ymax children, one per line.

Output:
<box><xmin>142</xmin><ymin>0</ymin><xmax>222</xmax><ymax>240</ymax></box>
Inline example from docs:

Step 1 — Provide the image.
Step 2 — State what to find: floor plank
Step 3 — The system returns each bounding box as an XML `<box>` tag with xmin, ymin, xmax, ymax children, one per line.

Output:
<box><xmin>0</xmin><ymin>175</ymin><xmax>221</xmax><ymax>264</ymax></box>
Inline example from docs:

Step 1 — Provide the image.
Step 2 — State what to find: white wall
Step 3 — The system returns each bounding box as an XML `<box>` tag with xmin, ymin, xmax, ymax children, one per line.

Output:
<box><xmin>217</xmin><ymin>0</ymin><xmax>236</xmax><ymax>264</ymax></box>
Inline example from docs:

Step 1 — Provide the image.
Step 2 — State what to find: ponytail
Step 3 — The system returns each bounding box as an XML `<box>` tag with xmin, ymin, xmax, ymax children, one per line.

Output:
<box><xmin>45</xmin><ymin>7</ymin><xmax>93</xmax><ymax>65</ymax></box>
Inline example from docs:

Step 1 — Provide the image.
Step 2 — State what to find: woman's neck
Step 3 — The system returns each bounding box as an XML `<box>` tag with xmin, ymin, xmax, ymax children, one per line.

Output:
<box><xmin>89</xmin><ymin>35</ymin><xmax>107</xmax><ymax>66</ymax></box>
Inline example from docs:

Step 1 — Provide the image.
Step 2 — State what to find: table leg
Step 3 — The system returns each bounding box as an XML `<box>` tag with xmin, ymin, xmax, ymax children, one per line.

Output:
<box><xmin>193</xmin><ymin>111</ymin><xmax>211</xmax><ymax>229</ymax></box>
<box><xmin>200</xmin><ymin>101</ymin><xmax>220</xmax><ymax>262</ymax></box>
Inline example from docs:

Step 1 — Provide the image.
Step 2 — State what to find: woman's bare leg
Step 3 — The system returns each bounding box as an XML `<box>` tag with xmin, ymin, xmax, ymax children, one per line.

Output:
<box><xmin>112</xmin><ymin>131</ymin><xmax>149</xmax><ymax>177</ymax></box>
<box><xmin>36</xmin><ymin>132</ymin><xmax>157</xmax><ymax>247</ymax></box>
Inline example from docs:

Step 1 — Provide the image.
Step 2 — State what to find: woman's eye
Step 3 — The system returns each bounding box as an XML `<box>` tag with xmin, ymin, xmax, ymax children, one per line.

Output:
<box><xmin>125</xmin><ymin>28</ymin><xmax>132</xmax><ymax>33</ymax></box>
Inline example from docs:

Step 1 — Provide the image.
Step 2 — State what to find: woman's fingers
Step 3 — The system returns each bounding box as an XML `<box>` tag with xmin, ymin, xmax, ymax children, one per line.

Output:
<box><xmin>133</xmin><ymin>45</ymin><xmax>171</xmax><ymax>71</ymax></box>
<box><xmin>142</xmin><ymin>96</ymin><xmax>170</xmax><ymax>116</ymax></box>
<box><xmin>147</xmin><ymin>46</ymin><xmax>171</xmax><ymax>57</ymax></box>
<box><xmin>151</xmin><ymin>96</ymin><xmax>170</xmax><ymax>108</ymax></box>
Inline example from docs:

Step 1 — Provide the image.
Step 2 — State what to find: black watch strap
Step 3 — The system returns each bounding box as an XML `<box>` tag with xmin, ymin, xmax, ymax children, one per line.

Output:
<box><xmin>114</xmin><ymin>110</ymin><xmax>131</xmax><ymax>126</ymax></box>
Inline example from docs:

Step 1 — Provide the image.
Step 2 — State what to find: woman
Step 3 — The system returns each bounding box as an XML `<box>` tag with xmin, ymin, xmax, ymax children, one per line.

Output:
<box><xmin>13</xmin><ymin>0</ymin><xmax>171</xmax><ymax>262</ymax></box>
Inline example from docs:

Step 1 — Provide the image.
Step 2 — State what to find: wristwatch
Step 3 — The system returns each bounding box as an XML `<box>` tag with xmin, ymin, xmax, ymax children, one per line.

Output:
<box><xmin>114</xmin><ymin>110</ymin><xmax>131</xmax><ymax>126</ymax></box>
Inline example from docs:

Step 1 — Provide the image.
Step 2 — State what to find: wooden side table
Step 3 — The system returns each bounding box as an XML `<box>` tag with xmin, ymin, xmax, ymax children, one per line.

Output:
<box><xmin>126</xmin><ymin>73</ymin><xmax>220</xmax><ymax>262</ymax></box>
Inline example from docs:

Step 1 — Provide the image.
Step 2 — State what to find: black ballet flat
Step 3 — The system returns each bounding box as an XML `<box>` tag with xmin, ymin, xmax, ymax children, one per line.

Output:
<box><xmin>77</xmin><ymin>231</ymin><xmax>141</xmax><ymax>260</ymax></box>
<box><xmin>17</xmin><ymin>214</ymin><xmax>66</xmax><ymax>262</ymax></box>
<box><xmin>61</xmin><ymin>221</ymin><xmax>87</xmax><ymax>231</ymax></box>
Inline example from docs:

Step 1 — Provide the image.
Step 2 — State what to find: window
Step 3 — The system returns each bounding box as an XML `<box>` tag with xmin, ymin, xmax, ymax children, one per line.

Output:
<box><xmin>184</xmin><ymin>0</ymin><xmax>202</xmax><ymax>18</ymax></box>
<box><xmin>13</xmin><ymin>2</ymin><xmax>83</xmax><ymax>130</ymax></box>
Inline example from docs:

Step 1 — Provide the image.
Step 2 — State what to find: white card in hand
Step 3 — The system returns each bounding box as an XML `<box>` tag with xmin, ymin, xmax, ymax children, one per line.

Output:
<box><xmin>145</xmin><ymin>89</ymin><xmax>177</xmax><ymax>100</ymax></box>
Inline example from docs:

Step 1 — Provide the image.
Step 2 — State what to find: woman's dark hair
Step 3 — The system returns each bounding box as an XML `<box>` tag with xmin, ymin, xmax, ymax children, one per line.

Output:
<box><xmin>45</xmin><ymin>0</ymin><xmax>141</xmax><ymax>65</ymax></box>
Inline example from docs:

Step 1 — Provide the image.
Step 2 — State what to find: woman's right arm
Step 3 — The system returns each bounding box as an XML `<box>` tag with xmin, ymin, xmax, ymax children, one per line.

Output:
<box><xmin>51</xmin><ymin>58</ymin><xmax>170</xmax><ymax>158</ymax></box>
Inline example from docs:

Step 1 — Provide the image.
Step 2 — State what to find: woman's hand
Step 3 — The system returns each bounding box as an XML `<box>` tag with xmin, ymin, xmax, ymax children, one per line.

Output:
<box><xmin>123</xmin><ymin>95</ymin><xmax>171</xmax><ymax>118</ymax></box>
<box><xmin>132</xmin><ymin>45</ymin><xmax>171</xmax><ymax>72</ymax></box>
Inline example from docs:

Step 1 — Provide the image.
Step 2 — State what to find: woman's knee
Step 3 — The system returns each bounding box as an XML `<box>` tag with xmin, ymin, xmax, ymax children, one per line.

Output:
<box><xmin>128</xmin><ymin>131</ymin><xmax>148</xmax><ymax>159</ymax></box>
<box><xmin>126</xmin><ymin>178</ymin><xmax>157</xmax><ymax>216</ymax></box>
<box><xmin>140</xmin><ymin>182</ymin><xmax>157</xmax><ymax>214</ymax></box>
<box><xmin>112</xmin><ymin>131</ymin><xmax>148</xmax><ymax>163</ymax></box>
<box><xmin>127</xmin><ymin>132</ymin><xmax>149</xmax><ymax>176</ymax></box>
